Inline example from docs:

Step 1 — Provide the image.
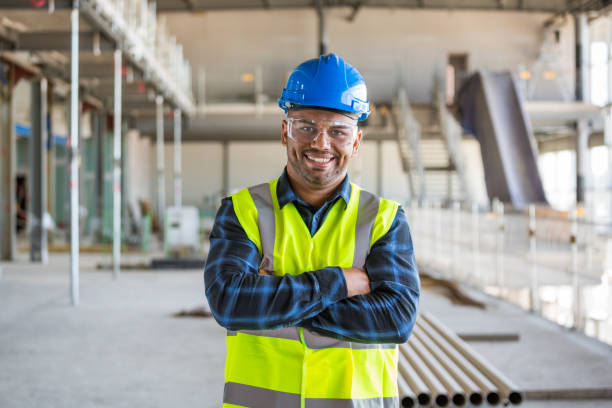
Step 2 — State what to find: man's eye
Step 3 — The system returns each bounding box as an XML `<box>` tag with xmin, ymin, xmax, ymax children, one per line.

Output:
<box><xmin>330</xmin><ymin>128</ymin><xmax>349</xmax><ymax>137</ymax></box>
<box><xmin>300</xmin><ymin>126</ymin><xmax>316</xmax><ymax>133</ymax></box>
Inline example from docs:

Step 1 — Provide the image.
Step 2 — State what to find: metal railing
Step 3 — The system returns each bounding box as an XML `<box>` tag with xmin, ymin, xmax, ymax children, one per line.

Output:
<box><xmin>408</xmin><ymin>201</ymin><xmax>612</xmax><ymax>346</ymax></box>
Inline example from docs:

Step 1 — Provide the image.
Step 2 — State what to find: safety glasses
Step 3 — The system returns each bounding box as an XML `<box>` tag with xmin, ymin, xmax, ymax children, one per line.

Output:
<box><xmin>286</xmin><ymin>117</ymin><xmax>358</xmax><ymax>146</ymax></box>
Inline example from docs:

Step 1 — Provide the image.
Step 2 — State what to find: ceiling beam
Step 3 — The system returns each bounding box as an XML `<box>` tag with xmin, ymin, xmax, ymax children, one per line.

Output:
<box><xmin>0</xmin><ymin>0</ymin><xmax>71</xmax><ymax>9</ymax></box>
<box><xmin>17</xmin><ymin>31</ymin><xmax>115</xmax><ymax>53</ymax></box>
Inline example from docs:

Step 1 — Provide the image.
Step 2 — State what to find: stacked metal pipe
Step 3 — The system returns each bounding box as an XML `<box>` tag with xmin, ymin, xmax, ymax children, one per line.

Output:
<box><xmin>398</xmin><ymin>312</ymin><xmax>523</xmax><ymax>407</ymax></box>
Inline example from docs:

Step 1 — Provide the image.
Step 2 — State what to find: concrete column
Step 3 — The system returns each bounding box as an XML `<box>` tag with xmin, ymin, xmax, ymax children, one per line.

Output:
<box><xmin>0</xmin><ymin>65</ymin><xmax>16</xmax><ymax>261</ymax></box>
<box><xmin>30</xmin><ymin>78</ymin><xmax>49</xmax><ymax>263</ymax></box>
<box><xmin>315</xmin><ymin>1</ymin><xmax>329</xmax><ymax>56</ymax></box>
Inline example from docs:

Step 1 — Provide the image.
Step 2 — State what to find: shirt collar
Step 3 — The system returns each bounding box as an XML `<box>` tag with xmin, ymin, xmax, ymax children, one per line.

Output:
<box><xmin>277</xmin><ymin>167</ymin><xmax>351</xmax><ymax>210</ymax></box>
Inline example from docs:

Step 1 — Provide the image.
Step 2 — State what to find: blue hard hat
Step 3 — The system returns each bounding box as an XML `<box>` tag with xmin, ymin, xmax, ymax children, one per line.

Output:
<box><xmin>278</xmin><ymin>54</ymin><xmax>370</xmax><ymax>121</ymax></box>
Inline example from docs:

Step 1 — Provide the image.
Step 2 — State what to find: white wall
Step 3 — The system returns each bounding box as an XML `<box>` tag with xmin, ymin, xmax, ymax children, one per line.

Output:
<box><xmin>166</xmin><ymin>8</ymin><xmax>575</xmax><ymax>104</ymax></box>
<box><xmin>159</xmin><ymin>137</ymin><xmax>415</xmax><ymax>210</ymax></box>
<box><xmin>163</xmin><ymin>142</ymin><xmax>224</xmax><ymax>208</ymax></box>
<box><xmin>126</xmin><ymin>130</ymin><xmax>154</xmax><ymax>216</ymax></box>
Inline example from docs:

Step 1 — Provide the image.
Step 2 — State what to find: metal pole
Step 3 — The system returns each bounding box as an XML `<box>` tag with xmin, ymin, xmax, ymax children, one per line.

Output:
<box><xmin>435</xmin><ymin>201</ymin><xmax>442</xmax><ymax>267</ymax></box>
<box><xmin>576</xmin><ymin>120</ymin><xmax>589</xmax><ymax>205</ymax></box>
<box><xmin>570</xmin><ymin>208</ymin><xmax>581</xmax><ymax>329</ymax></box>
<box><xmin>156</xmin><ymin>95</ymin><xmax>165</xmax><ymax>235</ymax></box>
<box><xmin>415</xmin><ymin>318</ymin><xmax>500</xmax><ymax>406</ymax></box>
<box><xmin>94</xmin><ymin>110</ymin><xmax>105</xmax><ymax>243</ymax></box>
<box><xmin>452</xmin><ymin>201</ymin><xmax>460</xmax><ymax>279</ymax></box>
<box><xmin>495</xmin><ymin>199</ymin><xmax>505</xmax><ymax>297</ymax></box>
<box><xmin>575</xmin><ymin>12</ymin><xmax>589</xmax><ymax>205</ymax></box>
<box><xmin>69</xmin><ymin>4</ymin><xmax>80</xmax><ymax>306</ymax></box>
<box><xmin>529</xmin><ymin>204</ymin><xmax>539</xmax><ymax>313</ymax></box>
<box><xmin>112</xmin><ymin>48</ymin><xmax>122</xmax><ymax>279</ymax></box>
<box><xmin>30</xmin><ymin>78</ymin><xmax>49</xmax><ymax>263</ymax></box>
<box><xmin>173</xmin><ymin>108</ymin><xmax>182</xmax><ymax>207</ymax></box>
<box><xmin>420</xmin><ymin>313</ymin><xmax>523</xmax><ymax>405</ymax></box>
<box><xmin>315</xmin><ymin>0</ymin><xmax>329</xmax><ymax>56</ymax></box>
<box><xmin>0</xmin><ymin>65</ymin><xmax>16</xmax><ymax>261</ymax></box>
<box><xmin>376</xmin><ymin>140</ymin><xmax>383</xmax><ymax>197</ymax></box>
<box><xmin>222</xmin><ymin>141</ymin><xmax>229</xmax><ymax>197</ymax></box>
<box><xmin>471</xmin><ymin>202</ymin><xmax>480</xmax><ymax>287</ymax></box>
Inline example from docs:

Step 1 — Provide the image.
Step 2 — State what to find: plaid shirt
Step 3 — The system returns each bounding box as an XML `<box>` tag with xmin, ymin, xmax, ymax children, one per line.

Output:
<box><xmin>204</xmin><ymin>169</ymin><xmax>420</xmax><ymax>343</ymax></box>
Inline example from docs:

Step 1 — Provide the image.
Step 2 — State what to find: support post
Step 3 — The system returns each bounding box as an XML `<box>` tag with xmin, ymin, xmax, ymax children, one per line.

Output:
<box><xmin>575</xmin><ymin>13</ymin><xmax>590</xmax><ymax>205</ymax></box>
<box><xmin>376</xmin><ymin>140</ymin><xmax>383</xmax><ymax>197</ymax></box>
<box><xmin>570</xmin><ymin>208</ymin><xmax>582</xmax><ymax>329</ymax></box>
<box><xmin>112</xmin><ymin>48</ymin><xmax>122</xmax><ymax>279</ymax></box>
<box><xmin>173</xmin><ymin>108</ymin><xmax>182</xmax><ymax>207</ymax></box>
<box><xmin>315</xmin><ymin>0</ymin><xmax>329</xmax><ymax>56</ymax></box>
<box><xmin>222</xmin><ymin>141</ymin><xmax>229</xmax><ymax>197</ymax></box>
<box><xmin>0</xmin><ymin>65</ymin><xmax>16</xmax><ymax>261</ymax></box>
<box><xmin>46</xmin><ymin>83</ymin><xmax>54</xmax><ymax>244</ymax></box>
<box><xmin>30</xmin><ymin>78</ymin><xmax>49</xmax><ymax>263</ymax></box>
<box><xmin>471</xmin><ymin>202</ymin><xmax>480</xmax><ymax>286</ymax></box>
<box><xmin>156</xmin><ymin>95</ymin><xmax>165</xmax><ymax>234</ymax></box>
<box><xmin>529</xmin><ymin>204</ymin><xmax>539</xmax><ymax>313</ymax></box>
<box><xmin>93</xmin><ymin>110</ymin><xmax>105</xmax><ymax>243</ymax></box>
<box><xmin>576</xmin><ymin>119</ymin><xmax>589</xmax><ymax>205</ymax></box>
<box><xmin>69</xmin><ymin>4</ymin><xmax>80</xmax><ymax>306</ymax></box>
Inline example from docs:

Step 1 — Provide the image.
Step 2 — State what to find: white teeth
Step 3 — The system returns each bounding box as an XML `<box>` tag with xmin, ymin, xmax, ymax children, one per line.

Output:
<box><xmin>306</xmin><ymin>154</ymin><xmax>332</xmax><ymax>163</ymax></box>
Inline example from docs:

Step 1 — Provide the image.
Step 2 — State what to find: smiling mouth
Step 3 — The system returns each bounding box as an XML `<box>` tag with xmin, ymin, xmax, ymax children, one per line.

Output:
<box><xmin>304</xmin><ymin>152</ymin><xmax>335</xmax><ymax>166</ymax></box>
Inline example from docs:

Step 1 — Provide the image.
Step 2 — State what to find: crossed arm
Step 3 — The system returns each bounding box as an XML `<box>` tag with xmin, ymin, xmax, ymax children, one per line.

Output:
<box><xmin>203</xmin><ymin>198</ymin><xmax>420</xmax><ymax>344</ymax></box>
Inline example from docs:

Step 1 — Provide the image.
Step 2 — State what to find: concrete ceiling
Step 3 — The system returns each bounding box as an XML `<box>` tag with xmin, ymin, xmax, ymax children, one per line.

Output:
<box><xmin>155</xmin><ymin>0</ymin><xmax>609</xmax><ymax>14</ymax></box>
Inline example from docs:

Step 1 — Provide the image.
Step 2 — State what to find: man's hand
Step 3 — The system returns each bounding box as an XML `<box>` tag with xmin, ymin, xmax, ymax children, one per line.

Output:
<box><xmin>342</xmin><ymin>268</ymin><xmax>371</xmax><ymax>297</ymax></box>
<box><xmin>260</xmin><ymin>267</ymin><xmax>370</xmax><ymax>297</ymax></box>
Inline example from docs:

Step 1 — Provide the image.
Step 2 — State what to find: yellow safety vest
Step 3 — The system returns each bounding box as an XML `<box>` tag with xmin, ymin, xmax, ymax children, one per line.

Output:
<box><xmin>224</xmin><ymin>177</ymin><xmax>400</xmax><ymax>408</ymax></box>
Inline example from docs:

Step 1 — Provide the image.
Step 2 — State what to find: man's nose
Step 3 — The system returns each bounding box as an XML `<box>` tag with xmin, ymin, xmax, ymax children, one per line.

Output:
<box><xmin>311</xmin><ymin>128</ymin><xmax>332</xmax><ymax>149</ymax></box>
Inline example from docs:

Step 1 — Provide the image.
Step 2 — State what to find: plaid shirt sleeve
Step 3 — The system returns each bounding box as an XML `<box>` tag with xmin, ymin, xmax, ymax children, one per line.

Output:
<box><xmin>300</xmin><ymin>207</ymin><xmax>420</xmax><ymax>344</ymax></box>
<box><xmin>204</xmin><ymin>197</ymin><xmax>348</xmax><ymax>331</ymax></box>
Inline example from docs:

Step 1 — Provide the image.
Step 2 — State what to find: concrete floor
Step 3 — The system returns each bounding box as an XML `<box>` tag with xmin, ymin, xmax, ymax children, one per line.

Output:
<box><xmin>1</xmin><ymin>252</ymin><xmax>612</xmax><ymax>408</ymax></box>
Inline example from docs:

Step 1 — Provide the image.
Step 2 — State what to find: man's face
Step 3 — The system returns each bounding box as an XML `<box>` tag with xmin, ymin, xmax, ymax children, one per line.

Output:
<box><xmin>281</xmin><ymin>109</ymin><xmax>362</xmax><ymax>189</ymax></box>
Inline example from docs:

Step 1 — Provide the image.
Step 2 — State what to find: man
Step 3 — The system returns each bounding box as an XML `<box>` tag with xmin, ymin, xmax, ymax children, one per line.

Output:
<box><xmin>204</xmin><ymin>54</ymin><xmax>419</xmax><ymax>407</ymax></box>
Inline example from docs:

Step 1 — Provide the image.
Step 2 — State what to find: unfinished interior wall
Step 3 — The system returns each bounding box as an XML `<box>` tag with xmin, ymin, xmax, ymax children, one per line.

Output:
<box><xmin>166</xmin><ymin>9</ymin><xmax>575</xmax><ymax>104</ymax></box>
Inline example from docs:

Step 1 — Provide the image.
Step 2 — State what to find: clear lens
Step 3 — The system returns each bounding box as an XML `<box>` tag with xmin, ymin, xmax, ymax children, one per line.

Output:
<box><xmin>287</xmin><ymin>118</ymin><xmax>357</xmax><ymax>146</ymax></box>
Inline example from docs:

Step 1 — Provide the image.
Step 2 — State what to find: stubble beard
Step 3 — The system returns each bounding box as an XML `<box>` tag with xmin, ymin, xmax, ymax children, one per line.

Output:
<box><xmin>288</xmin><ymin>149</ymin><xmax>344</xmax><ymax>188</ymax></box>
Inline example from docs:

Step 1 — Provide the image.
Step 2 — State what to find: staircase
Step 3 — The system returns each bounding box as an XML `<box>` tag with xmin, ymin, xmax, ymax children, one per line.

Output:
<box><xmin>392</xmin><ymin>91</ymin><xmax>464</xmax><ymax>205</ymax></box>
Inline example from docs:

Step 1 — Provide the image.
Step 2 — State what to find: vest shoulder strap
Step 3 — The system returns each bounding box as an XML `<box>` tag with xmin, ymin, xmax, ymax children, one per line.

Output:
<box><xmin>231</xmin><ymin>186</ymin><xmax>264</xmax><ymax>257</ymax></box>
<box><xmin>371</xmin><ymin>195</ymin><xmax>399</xmax><ymax>248</ymax></box>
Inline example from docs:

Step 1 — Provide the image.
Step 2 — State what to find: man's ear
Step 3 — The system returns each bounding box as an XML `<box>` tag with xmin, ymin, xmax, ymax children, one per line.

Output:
<box><xmin>281</xmin><ymin>120</ymin><xmax>288</xmax><ymax>146</ymax></box>
<box><xmin>352</xmin><ymin>129</ymin><xmax>362</xmax><ymax>157</ymax></box>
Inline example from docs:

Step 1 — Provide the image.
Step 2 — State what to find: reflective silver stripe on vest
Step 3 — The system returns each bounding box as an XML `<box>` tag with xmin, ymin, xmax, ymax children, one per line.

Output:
<box><xmin>353</xmin><ymin>189</ymin><xmax>380</xmax><ymax>269</ymax></box>
<box><xmin>306</xmin><ymin>396</ymin><xmax>399</xmax><ymax>408</ymax></box>
<box><xmin>227</xmin><ymin>327</ymin><xmax>301</xmax><ymax>341</ymax></box>
<box><xmin>302</xmin><ymin>329</ymin><xmax>397</xmax><ymax>350</ymax></box>
<box><xmin>224</xmin><ymin>382</ymin><xmax>300</xmax><ymax>408</ymax></box>
<box><xmin>249</xmin><ymin>183</ymin><xmax>275</xmax><ymax>271</ymax></box>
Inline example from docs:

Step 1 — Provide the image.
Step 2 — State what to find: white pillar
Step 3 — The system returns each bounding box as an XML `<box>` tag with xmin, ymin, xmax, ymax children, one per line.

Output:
<box><xmin>69</xmin><ymin>6</ymin><xmax>80</xmax><ymax>306</ymax></box>
<box><xmin>112</xmin><ymin>49</ymin><xmax>122</xmax><ymax>279</ymax></box>
<box><xmin>156</xmin><ymin>95</ymin><xmax>165</xmax><ymax>234</ymax></box>
<box><xmin>173</xmin><ymin>108</ymin><xmax>182</xmax><ymax>208</ymax></box>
